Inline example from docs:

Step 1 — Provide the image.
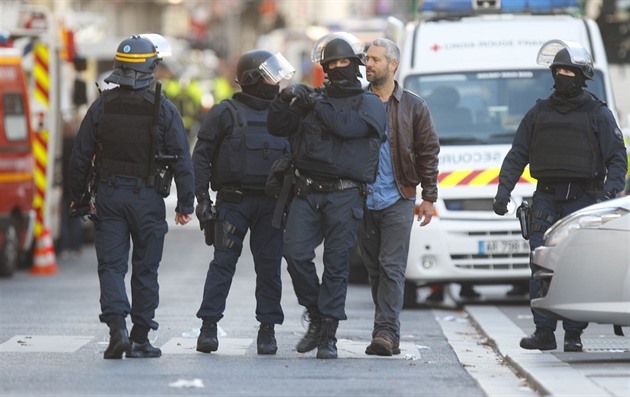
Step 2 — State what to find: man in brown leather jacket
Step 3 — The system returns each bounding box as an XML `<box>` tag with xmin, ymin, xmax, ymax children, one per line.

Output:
<box><xmin>359</xmin><ymin>38</ymin><xmax>440</xmax><ymax>356</ymax></box>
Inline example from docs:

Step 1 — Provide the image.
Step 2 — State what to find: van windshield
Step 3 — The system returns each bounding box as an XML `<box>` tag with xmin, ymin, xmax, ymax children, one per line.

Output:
<box><xmin>404</xmin><ymin>70</ymin><xmax>606</xmax><ymax>145</ymax></box>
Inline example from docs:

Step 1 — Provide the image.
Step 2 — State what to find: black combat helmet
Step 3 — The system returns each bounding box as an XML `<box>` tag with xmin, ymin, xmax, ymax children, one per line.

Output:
<box><xmin>321</xmin><ymin>38</ymin><xmax>364</xmax><ymax>66</ymax></box>
<box><xmin>235</xmin><ymin>50</ymin><xmax>274</xmax><ymax>86</ymax></box>
<box><xmin>551</xmin><ymin>47</ymin><xmax>594</xmax><ymax>80</ymax></box>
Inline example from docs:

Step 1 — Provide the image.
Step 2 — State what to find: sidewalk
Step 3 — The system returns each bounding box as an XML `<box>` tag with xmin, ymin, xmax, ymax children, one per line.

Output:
<box><xmin>466</xmin><ymin>305</ymin><xmax>630</xmax><ymax>397</ymax></box>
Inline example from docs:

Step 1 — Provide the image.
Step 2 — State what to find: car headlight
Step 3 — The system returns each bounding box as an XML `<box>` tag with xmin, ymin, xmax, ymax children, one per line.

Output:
<box><xmin>544</xmin><ymin>206</ymin><xmax>629</xmax><ymax>247</ymax></box>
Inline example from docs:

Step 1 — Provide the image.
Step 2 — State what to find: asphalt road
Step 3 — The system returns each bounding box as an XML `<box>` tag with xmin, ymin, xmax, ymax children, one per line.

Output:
<box><xmin>0</xmin><ymin>220</ymin><xmax>493</xmax><ymax>397</ymax></box>
<box><xmin>2</xmin><ymin>200</ymin><xmax>627</xmax><ymax>397</ymax></box>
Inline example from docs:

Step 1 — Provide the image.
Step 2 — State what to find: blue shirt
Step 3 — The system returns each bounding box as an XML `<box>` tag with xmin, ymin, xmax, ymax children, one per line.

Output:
<box><xmin>366</xmin><ymin>101</ymin><xmax>402</xmax><ymax>210</ymax></box>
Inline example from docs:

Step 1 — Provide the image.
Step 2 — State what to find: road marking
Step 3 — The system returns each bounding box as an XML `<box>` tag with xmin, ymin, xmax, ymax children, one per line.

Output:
<box><xmin>0</xmin><ymin>335</ymin><xmax>94</xmax><ymax>353</ymax></box>
<box><xmin>0</xmin><ymin>335</ymin><xmax>418</xmax><ymax>359</ymax></box>
<box><xmin>161</xmin><ymin>337</ymin><xmax>253</xmax><ymax>355</ymax></box>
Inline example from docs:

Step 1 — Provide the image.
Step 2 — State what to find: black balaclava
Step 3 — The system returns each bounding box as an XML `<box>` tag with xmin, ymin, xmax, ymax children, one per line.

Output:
<box><xmin>242</xmin><ymin>80</ymin><xmax>279</xmax><ymax>100</ymax></box>
<box><xmin>552</xmin><ymin>67</ymin><xmax>585</xmax><ymax>98</ymax></box>
<box><xmin>325</xmin><ymin>64</ymin><xmax>358</xmax><ymax>86</ymax></box>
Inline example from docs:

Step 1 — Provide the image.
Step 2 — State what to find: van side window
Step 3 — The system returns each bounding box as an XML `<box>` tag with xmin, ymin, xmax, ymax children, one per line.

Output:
<box><xmin>3</xmin><ymin>93</ymin><xmax>29</xmax><ymax>141</ymax></box>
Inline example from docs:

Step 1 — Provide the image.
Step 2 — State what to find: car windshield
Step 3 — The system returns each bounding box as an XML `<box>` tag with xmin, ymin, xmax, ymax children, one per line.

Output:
<box><xmin>404</xmin><ymin>70</ymin><xmax>606</xmax><ymax>145</ymax></box>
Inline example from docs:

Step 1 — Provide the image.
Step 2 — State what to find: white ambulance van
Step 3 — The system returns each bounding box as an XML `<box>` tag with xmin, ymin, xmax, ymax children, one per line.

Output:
<box><xmin>389</xmin><ymin>0</ymin><xmax>619</xmax><ymax>306</ymax></box>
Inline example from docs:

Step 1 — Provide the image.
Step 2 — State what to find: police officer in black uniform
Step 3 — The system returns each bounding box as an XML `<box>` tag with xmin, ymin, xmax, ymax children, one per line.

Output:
<box><xmin>68</xmin><ymin>34</ymin><xmax>195</xmax><ymax>359</ymax></box>
<box><xmin>493</xmin><ymin>40</ymin><xmax>627</xmax><ymax>352</ymax></box>
<box><xmin>193</xmin><ymin>50</ymin><xmax>294</xmax><ymax>355</ymax></box>
<box><xmin>267</xmin><ymin>32</ymin><xmax>387</xmax><ymax>359</ymax></box>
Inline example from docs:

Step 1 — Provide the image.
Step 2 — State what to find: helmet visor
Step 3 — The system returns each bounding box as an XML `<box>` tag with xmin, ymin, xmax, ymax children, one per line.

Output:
<box><xmin>310</xmin><ymin>32</ymin><xmax>365</xmax><ymax>64</ymax></box>
<box><xmin>259</xmin><ymin>53</ymin><xmax>296</xmax><ymax>84</ymax></box>
<box><xmin>536</xmin><ymin>39</ymin><xmax>592</xmax><ymax>69</ymax></box>
<box><xmin>139</xmin><ymin>33</ymin><xmax>172</xmax><ymax>58</ymax></box>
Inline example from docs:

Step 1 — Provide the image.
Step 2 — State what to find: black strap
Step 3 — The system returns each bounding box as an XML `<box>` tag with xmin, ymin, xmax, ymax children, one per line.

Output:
<box><xmin>148</xmin><ymin>82</ymin><xmax>162</xmax><ymax>181</ymax></box>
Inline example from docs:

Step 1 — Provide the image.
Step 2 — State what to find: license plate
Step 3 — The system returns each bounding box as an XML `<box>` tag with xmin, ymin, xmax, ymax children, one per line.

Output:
<box><xmin>479</xmin><ymin>240</ymin><xmax>530</xmax><ymax>255</ymax></box>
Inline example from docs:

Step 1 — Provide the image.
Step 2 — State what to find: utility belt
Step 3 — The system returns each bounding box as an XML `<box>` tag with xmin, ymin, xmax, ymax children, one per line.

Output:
<box><xmin>217</xmin><ymin>186</ymin><xmax>265</xmax><ymax>203</ymax></box>
<box><xmin>536</xmin><ymin>180</ymin><xmax>602</xmax><ymax>195</ymax></box>
<box><xmin>294</xmin><ymin>176</ymin><xmax>364</xmax><ymax>197</ymax></box>
<box><xmin>100</xmin><ymin>175</ymin><xmax>153</xmax><ymax>187</ymax></box>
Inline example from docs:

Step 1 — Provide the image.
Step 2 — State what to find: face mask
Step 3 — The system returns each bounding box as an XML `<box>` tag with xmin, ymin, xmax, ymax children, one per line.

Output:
<box><xmin>244</xmin><ymin>81</ymin><xmax>279</xmax><ymax>100</ymax></box>
<box><xmin>553</xmin><ymin>74</ymin><xmax>582</xmax><ymax>98</ymax></box>
<box><xmin>256</xmin><ymin>83</ymin><xmax>279</xmax><ymax>100</ymax></box>
<box><xmin>325</xmin><ymin>64</ymin><xmax>358</xmax><ymax>85</ymax></box>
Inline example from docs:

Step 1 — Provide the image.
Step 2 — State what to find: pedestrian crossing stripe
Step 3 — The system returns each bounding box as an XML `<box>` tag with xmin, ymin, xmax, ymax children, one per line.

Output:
<box><xmin>0</xmin><ymin>335</ymin><xmax>94</xmax><ymax>353</ymax></box>
<box><xmin>0</xmin><ymin>336</ymin><xmax>420</xmax><ymax>359</ymax></box>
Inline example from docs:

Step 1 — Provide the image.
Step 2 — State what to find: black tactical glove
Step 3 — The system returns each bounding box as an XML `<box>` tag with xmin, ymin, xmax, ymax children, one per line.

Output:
<box><xmin>291</xmin><ymin>83</ymin><xmax>313</xmax><ymax>102</ymax></box>
<box><xmin>493</xmin><ymin>196</ymin><xmax>509</xmax><ymax>216</ymax></box>
<box><xmin>597</xmin><ymin>190</ymin><xmax>614</xmax><ymax>203</ymax></box>
<box><xmin>279</xmin><ymin>86</ymin><xmax>296</xmax><ymax>103</ymax></box>
<box><xmin>195</xmin><ymin>198</ymin><xmax>213</xmax><ymax>226</ymax></box>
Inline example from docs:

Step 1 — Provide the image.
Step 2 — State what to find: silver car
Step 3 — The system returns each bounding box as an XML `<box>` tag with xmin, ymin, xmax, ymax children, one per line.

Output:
<box><xmin>531</xmin><ymin>196</ymin><xmax>630</xmax><ymax>326</ymax></box>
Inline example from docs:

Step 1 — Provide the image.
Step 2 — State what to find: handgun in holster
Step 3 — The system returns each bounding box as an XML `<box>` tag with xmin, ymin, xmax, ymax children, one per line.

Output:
<box><xmin>200</xmin><ymin>205</ymin><xmax>217</xmax><ymax>246</ymax></box>
<box><xmin>516</xmin><ymin>200</ymin><xmax>530</xmax><ymax>240</ymax></box>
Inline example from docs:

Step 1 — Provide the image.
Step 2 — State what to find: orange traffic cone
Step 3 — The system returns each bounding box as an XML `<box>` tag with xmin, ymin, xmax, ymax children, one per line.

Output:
<box><xmin>30</xmin><ymin>228</ymin><xmax>58</xmax><ymax>275</ymax></box>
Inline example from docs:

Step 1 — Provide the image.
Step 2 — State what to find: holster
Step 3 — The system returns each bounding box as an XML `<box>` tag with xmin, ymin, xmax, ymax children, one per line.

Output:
<box><xmin>155</xmin><ymin>166</ymin><xmax>173</xmax><ymax>198</ymax></box>
<box><xmin>203</xmin><ymin>219</ymin><xmax>215</xmax><ymax>246</ymax></box>
<box><xmin>516</xmin><ymin>200</ymin><xmax>530</xmax><ymax>240</ymax></box>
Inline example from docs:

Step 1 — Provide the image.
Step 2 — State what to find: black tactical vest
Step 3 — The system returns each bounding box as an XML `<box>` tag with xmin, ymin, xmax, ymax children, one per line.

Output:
<box><xmin>98</xmin><ymin>88</ymin><xmax>156</xmax><ymax>181</ymax></box>
<box><xmin>292</xmin><ymin>93</ymin><xmax>381</xmax><ymax>183</ymax></box>
<box><xmin>530</xmin><ymin>98</ymin><xmax>603</xmax><ymax>181</ymax></box>
<box><xmin>212</xmin><ymin>99</ymin><xmax>290</xmax><ymax>191</ymax></box>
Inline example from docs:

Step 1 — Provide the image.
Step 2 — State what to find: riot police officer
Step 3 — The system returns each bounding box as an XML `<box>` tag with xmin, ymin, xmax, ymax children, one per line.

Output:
<box><xmin>493</xmin><ymin>40</ymin><xmax>627</xmax><ymax>352</ymax></box>
<box><xmin>192</xmin><ymin>50</ymin><xmax>294</xmax><ymax>355</ymax></box>
<box><xmin>68</xmin><ymin>34</ymin><xmax>195</xmax><ymax>359</ymax></box>
<box><xmin>267</xmin><ymin>33</ymin><xmax>387</xmax><ymax>359</ymax></box>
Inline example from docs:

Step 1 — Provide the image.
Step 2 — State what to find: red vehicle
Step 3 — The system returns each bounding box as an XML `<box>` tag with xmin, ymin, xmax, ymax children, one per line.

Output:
<box><xmin>0</xmin><ymin>48</ymin><xmax>36</xmax><ymax>277</ymax></box>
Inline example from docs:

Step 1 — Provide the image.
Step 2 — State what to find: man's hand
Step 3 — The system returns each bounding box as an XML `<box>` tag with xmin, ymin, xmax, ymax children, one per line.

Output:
<box><xmin>175</xmin><ymin>213</ymin><xmax>192</xmax><ymax>225</ymax></box>
<box><xmin>416</xmin><ymin>200</ymin><xmax>434</xmax><ymax>226</ymax></box>
<box><xmin>493</xmin><ymin>196</ymin><xmax>509</xmax><ymax>216</ymax></box>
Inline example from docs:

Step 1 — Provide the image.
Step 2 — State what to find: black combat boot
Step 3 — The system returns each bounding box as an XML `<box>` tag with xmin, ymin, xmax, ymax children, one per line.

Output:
<box><xmin>564</xmin><ymin>331</ymin><xmax>584</xmax><ymax>352</ymax></box>
<box><xmin>103</xmin><ymin>316</ymin><xmax>130</xmax><ymax>359</ymax></box>
<box><xmin>296</xmin><ymin>306</ymin><xmax>321</xmax><ymax>353</ymax></box>
<box><xmin>127</xmin><ymin>325</ymin><xmax>161</xmax><ymax>358</ymax></box>
<box><xmin>257</xmin><ymin>323</ymin><xmax>277</xmax><ymax>355</ymax></box>
<box><xmin>520</xmin><ymin>327</ymin><xmax>557</xmax><ymax>350</ymax></box>
<box><xmin>197</xmin><ymin>319</ymin><xmax>219</xmax><ymax>353</ymax></box>
<box><xmin>316</xmin><ymin>316</ymin><xmax>338</xmax><ymax>359</ymax></box>
<box><xmin>127</xmin><ymin>340</ymin><xmax>162</xmax><ymax>358</ymax></box>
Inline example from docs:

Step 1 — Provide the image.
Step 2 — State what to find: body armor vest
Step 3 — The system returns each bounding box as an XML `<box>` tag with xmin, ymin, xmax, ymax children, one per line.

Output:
<box><xmin>530</xmin><ymin>98</ymin><xmax>603</xmax><ymax>181</ymax></box>
<box><xmin>98</xmin><ymin>88</ymin><xmax>156</xmax><ymax>181</ymax></box>
<box><xmin>212</xmin><ymin>99</ymin><xmax>290</xmax><ymax>191</ymax></box>
<box><xmin>293</xmin><ymin>93</ymin><xmax>381</xmax><ymax>183</ymax></box>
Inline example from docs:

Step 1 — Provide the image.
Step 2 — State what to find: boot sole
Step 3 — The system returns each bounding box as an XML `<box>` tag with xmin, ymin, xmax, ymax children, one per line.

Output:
<box><xmin>296</xmin><ymin>342</ymin><xmax>318</xmax><ymax>353</ymax></box>
<box><xmin>316</xmin><ymin>351</ymin><xmax>338</xmax><ymax>359</ymax></box>
<box><xmin>126</xmin><ymin>351</ymin><xmax>162</xmax><ymax>358</ymax></box>
<box><xmin>564</xmin><ymin>345</ymin><xmax>583</xmax><ymax>352</ymax></box>
<box><xmin>519</xmin><ymin>340</ymin><xmax>556</xmax><ymax>350</ymax></box>
<box><xmin>196</xmin><ymin>344</ymin><xmax>218</xmax><ymax>353</ymax></box>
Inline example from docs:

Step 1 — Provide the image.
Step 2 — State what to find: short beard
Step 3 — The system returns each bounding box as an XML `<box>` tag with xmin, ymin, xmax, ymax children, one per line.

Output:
<box><xmin>367</xmin><ymin>72</ymin><xmax>388</xmax><ymax>88</ymax></box>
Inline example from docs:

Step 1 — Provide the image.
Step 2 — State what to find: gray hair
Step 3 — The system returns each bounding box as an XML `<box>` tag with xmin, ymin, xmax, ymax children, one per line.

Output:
<box><xmin>371</xmin><ymin>38</ymin><xmax>400</xmax><ymax>63</ymax></box>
